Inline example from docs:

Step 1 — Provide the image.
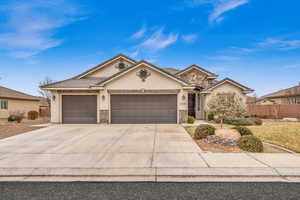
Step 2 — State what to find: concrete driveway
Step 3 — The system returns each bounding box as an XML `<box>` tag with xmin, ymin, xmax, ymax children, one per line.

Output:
<box><xmin>0</xmin><ymin>124</ymin><xmax>204</xmax><ymax>169</ymax></box>
<box><xmin>2</xmin><ymin>124</ymin><xmax>300</xmax><ymax>181</ymax></box>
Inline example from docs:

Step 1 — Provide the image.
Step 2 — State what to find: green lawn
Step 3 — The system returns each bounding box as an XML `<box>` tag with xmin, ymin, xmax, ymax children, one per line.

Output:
<box><xmin>248</xmin><ymin>122</ymin><xmax>300</xmax><ymax>153</ymax></box>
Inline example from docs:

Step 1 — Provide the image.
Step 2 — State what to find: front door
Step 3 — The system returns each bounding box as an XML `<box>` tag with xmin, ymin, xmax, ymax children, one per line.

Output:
<box><xmin>188</xmin><ymin>93</ymin><xmax>195</xmax><ymax>117</ymax></box>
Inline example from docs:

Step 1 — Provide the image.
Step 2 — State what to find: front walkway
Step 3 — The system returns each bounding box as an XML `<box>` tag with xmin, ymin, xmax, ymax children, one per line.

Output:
<box><xmin>0</xmin><ymin>124</ymin><xmax>300</xmax><ymax>182</ymax></box>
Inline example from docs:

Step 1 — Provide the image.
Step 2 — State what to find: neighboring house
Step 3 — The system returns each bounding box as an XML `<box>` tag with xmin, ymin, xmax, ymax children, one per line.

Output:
<box><xmin>0</xmin><ymin>86</ymin><xmax>40</xmax><ymax>119</ymax></box>
<box><xmin>41</xmin><ymin>54</ymin><xmax>253</xmax><ymax>124</ymax></box>
<box><xmin>257</xmin><ymin>82</ymin><xmax>300</xmax><ymax>105</ymax></box>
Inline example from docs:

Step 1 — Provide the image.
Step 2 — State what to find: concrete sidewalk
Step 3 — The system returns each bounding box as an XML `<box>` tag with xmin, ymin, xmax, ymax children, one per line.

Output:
<box><xmin>0</xmin><ymin>152</ymin><xmax>300</xmax><ymax>182</ymax></box>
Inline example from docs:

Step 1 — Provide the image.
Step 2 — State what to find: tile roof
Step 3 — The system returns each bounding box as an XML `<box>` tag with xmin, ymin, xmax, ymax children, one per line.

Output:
<box><xmin>0</xmin><ymin>86</ymin><xmax>40</xmax><ymax>101</ymax></box>
<box><xmin>162</xmin><ymin>68</ymin><xmax>180</xmax><ymax>75</ymax></box>
<box><xmin>41</xmin><ymin>78</ymin><xmax>106</xmax><ymax>89</ymax></box>
<box><xmin>95</xmin><ymin>60</ymin><xmax>190</xmax><ymax>86</ymax></box>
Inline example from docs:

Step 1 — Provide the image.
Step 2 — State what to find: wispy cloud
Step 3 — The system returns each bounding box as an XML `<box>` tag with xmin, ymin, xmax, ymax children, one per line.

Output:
<box><xmin>140</xmin><ymin>28</ymin><xmax>179</xmax><ymax>50</ymax></box>
<box><xmin>188</xmin><ymin>0</ymin><xmax>249</xmax><ymax>23</ymax></box>
<box><xmin>131</xmin><ymin>25</ymin><xmax>147</xmax><ymax>40</ymax></box>
<box><xmin>227</xmin><ymin>38</ymin><xmax>300</xmax><ymax>55</ymax></box>
<box><xmin>283</xmin><ymin>64</ymin><xmax>300</xmax><ymax>69</ymax></box>
<box><xmin>257</xmin><ymin>38</ymin><xmax>300</xmax><ymax>50</ymax></box>
<box><xmin>0</xmin><ymin>0</ymin><xmax>85</xmax><ymax>58</ymax></box>
<box><xmin>182</xmin><ymin>33</ymin><xmax>198</xmax><ymax>44</ymax></box>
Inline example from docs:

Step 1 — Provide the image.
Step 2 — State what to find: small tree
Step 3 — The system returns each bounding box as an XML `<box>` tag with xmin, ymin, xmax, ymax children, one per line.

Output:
<box><xmin>38</xmin><ymin>77</ymin><xmax>53</xmax><ymax>108</ymax></box>
<box><xmin>207</xmin><ymin>92</ymin><xmax>247</xmax><ymax>128</ymax></box>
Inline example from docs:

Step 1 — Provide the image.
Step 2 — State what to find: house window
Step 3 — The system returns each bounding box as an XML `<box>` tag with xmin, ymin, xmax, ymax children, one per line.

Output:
<box><xmin>197</xmin><ymin>94</ymin><xmax>201</xmax><ymax>111</ymax></box>
<box><xmin>0</xmin><ymin>100</ymin><xmax>8</xmax><ymax>110</ymax></box>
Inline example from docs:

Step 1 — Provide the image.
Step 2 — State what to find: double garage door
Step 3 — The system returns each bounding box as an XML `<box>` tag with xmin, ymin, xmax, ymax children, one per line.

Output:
<box><xmin>62</xmin><ymin>94</ymin><xmax>177</xmax><ymax>124</ymax></box>
<box><xmin>111</xmin><ymin>94</ymin><xmax>177</xmax><ymax>124</ymax></box>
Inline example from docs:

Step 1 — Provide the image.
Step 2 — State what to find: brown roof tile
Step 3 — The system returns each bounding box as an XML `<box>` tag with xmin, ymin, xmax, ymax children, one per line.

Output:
<box><xmin>0</xmin><ymin>86</ymin><xmax>40</xmax><ymax>101</ymax></box>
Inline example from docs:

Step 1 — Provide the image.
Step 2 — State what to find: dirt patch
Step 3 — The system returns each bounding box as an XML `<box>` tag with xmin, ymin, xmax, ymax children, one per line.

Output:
<box><xmin>185</xmin><ymin>126</ymin><xmax>291</xmax><ymax>153</ymax></box>
<box><xmin>0</xmin><ymin>119</ymin><xmax>48</xmax><ymax>140</ymax></box>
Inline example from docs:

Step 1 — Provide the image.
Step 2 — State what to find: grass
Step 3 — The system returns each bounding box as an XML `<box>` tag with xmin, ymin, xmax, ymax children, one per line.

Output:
<box><xmin>248</xmin><ymin>122</ymin><xmax>300</xmax><ymax>153</ymax></box>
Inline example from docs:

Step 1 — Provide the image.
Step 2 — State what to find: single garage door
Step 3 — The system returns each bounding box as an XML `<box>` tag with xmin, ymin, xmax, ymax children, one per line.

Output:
<box><xmin>111</xmin><ymin>94</ymin><xmax>177</xmax><ymax>124</ymax></box>
<box><xmin>62</xmin><ymin>95</ymin><xmax>97</xmax><ymax>124</ymax></box>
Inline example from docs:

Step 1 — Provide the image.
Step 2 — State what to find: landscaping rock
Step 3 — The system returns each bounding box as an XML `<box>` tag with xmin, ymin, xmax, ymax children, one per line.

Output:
<box><xmin>215</xmin><ymin>128</ymin><xmax>241</xmax><ymax>141</ymax></box>
<box><xmin>204</xmin><ymin>135</ymin><xmax>222</xmax><ymax>144</ymax></box>
<box><xmin>203</xmin><ymin>135</ymin><xmax>236</xmax><ymax>146</ymax></box>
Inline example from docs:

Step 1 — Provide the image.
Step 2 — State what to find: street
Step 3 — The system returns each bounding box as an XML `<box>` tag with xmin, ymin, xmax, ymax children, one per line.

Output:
<box><xmin>0</xmin><ymin>182</ymin><xmax>300</xmax><ymax>200</ymax></box>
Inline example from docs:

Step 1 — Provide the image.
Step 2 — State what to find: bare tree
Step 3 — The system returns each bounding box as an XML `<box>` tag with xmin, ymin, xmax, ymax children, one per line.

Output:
<box><xmin>207</xmin><ymin>92</ymin><xmax>247</xmax><ymax>128</ymax></box>
<box><xmin>39</xmin><ymin>77</ymin><xmax>53</xmax><ymax>108</ymax></box>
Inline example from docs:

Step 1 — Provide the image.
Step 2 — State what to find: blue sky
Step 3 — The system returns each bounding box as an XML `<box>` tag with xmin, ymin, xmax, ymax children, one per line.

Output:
<box><xmin>0</xmin><ymin>0</ymin><xmax>300</xmax><ymax>96</ymax></box>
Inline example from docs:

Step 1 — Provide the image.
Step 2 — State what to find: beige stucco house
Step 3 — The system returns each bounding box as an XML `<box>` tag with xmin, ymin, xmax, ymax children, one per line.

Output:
<box><xmin>41</xmin><ymin>54</ymin><xmax>253</xmax><ymax>124</ymax></box>
<box><xmin>0</xmin><ymin>86</ymin><xmax>40</xmax><ymax>119</ymax></box>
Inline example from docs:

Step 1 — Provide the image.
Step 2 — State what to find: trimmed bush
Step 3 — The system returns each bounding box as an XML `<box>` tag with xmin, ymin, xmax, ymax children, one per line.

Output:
<box><xmin>251</xmin><ymin>117</ymin><xmax>263</xmax><ymax>125</ymax></box>
<box><xmin>231</xmin><ymin>118</ymin><xmax>255</xmax><ymax>126</ymax></box>
<box><xmin>233</xmin><ymin>126</ymin><xmax>253</xmax><ymax>136</ymax></box>
<box><xmin>194</xmin><ymin>124</ymin><xmax>216</xmax><ymax>139</ymax></box>
<box><xmin>28</xmin><ymin>111</ymin><xmax>39</xmax><ymax>120</ymax></box>
<box><xmin>213</xmin><ymin>117</ymin><xmax>255</xmax><ymax>126</ymax></box>
<box><xmin>237</xmin><ymin>135</ymin><xmax>263</xmax><ymax>152</ymax></box>
<box><xmin>7</xmin><ymin>111</ymin><xmax>25</xmax><ymax>123</ymax></box>
<box><xmin>207</xmin><ymin>113</ymin><xmax>214</xmax><ymax>121</ymax></box>
<box><xmin>187</xmin><ymin>116</ymin><xmax>196</xmax><ymax>124</ymax></box>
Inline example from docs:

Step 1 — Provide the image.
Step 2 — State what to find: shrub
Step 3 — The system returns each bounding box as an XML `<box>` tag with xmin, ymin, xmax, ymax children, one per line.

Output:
<box><xmin>225</xmin><ymin>117</ymin><xmax>255</xmax><ymax>126</ymax></box>
<box><xmin>237</xmin><ymin>135</ymin><xmax>263</xmax><ymax>152</ymax></box>
<box><xmin>28</xmin><ymin>111</ymin><xmax>39</xmax><ymax>120</ymax></box>
<box><xmin>7</xmin><ymin>111</ymin><xmax>25</xmax><ymax>123</ymax></box>
<box><xmin>194</xmin><ymin>124</ymin><xmax>216</xmax><ymax>139</ymax></box>
<box><xmin>187</xmin><ymin>116</ymin><xmax>196</xmax><ymax>124</ymax></box>
<box><xmin>213</xmin><ymin>117</ymin><xmax>255</xmax><ymax>126</ymax></box>
<box><xmin>207</xmin><ymin>113</ymin><xmax>214</xmax><ymax>121</ymax></box>
<box><xmin>251</xmin><ymin>117</ymin><xmax>263</xmax><ymax>125</ymax></box>
<box><xmin>233</xmin><ymin>126</ymin><xmax>253</xmax><ymax>136</ymax></box>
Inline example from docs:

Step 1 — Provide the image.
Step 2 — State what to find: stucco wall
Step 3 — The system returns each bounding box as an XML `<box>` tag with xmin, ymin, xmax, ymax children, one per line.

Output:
<box><xmin>0</xmin><ymin>98</ymin><xmax>39</xmax><ymax>119</ymax></box>
<box><xmin>88</xmin><ymin>60</ymin><xmax>134</xmax><ymax>78</ymax></box>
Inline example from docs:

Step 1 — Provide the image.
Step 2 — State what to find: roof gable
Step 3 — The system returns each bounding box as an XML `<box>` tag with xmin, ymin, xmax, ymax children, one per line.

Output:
<box><xmin>176</xmin><ymin>65</ymin><xmax>218</xmax><ymax>78</ymax></box>
<box><xmin>202</xmin><ymin>78</ymin><xmax>254</xmax><ymax>93</ymax></box>
<box><xmin>95</xmin><ymin>60</ymin><xmax>189</xmax><ymax>87</ymax></box>
<box><xmin>75</xmin><ymin>54</ymin><xmax>137</xmax><ymax>79</ymax></box>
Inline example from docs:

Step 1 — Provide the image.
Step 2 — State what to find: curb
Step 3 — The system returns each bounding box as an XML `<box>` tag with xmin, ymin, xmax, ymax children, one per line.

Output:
<box><xmin>0</xmin><ymin>167</ymin><xmax>300</xmax><ymax>182</ymax></box>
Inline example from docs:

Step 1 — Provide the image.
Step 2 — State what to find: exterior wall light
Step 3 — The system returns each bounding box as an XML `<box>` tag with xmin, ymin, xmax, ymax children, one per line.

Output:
<box><xmin>52</xmin><ymin>95</ymin><xmax>56</xmax><ymax>101</ymax></box>
<box><xmin>102</xmin><ymin>95</ymin><xmax>105</xmax><ymax>101</ymax></box>
<box><xmin>182</xmin><ymin>94</ymin><xmax>186</xmax><ymax>101</ymax></box>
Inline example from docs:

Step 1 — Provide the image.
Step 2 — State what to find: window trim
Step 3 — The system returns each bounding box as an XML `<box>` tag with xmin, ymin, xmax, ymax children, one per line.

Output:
<box><xmin>0</xmin><ymin>100</ymin><xmax>8</xmax><ymax>110</ymax></box>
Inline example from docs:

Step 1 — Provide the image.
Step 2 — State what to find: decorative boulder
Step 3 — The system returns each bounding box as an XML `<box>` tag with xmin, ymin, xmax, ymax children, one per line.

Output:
<box><xmin>215</xmin><ymin>128</ymin><xmax>241</xmax><ymax>141</ymax></box>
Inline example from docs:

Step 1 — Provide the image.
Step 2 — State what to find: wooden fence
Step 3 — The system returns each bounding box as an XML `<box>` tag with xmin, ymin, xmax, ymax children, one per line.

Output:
<box><xmin>248</xmin><ymin>104</ymin><xmax>300</xmax><ymax>119</ymax></box>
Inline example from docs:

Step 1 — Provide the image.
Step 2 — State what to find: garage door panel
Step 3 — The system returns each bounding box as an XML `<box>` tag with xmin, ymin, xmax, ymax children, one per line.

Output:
<box><xmin>111</xmin><ymin>95</ymin><xmax>177</xmax><ymax>124</ymax></box>
<box><xmin>62</xmin><ymin>95</ymin><xmax>97</xmax><ymax>124</ymax></box>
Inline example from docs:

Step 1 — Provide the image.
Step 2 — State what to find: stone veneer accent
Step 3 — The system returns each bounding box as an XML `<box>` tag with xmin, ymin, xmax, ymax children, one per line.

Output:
<box><xmin>178</xmin><ymin>69</ymin><xmax>211</xmax><ymax>88</ymax></box>
<box><xmin>179</xmin><ymin>110</ymin><xmax>188</xmax><ymax>123</ymax></box>
<box><xmin>100</xmin><ymin>110</ymin><xmax>109</xmax><ymax>123</ymax></box>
